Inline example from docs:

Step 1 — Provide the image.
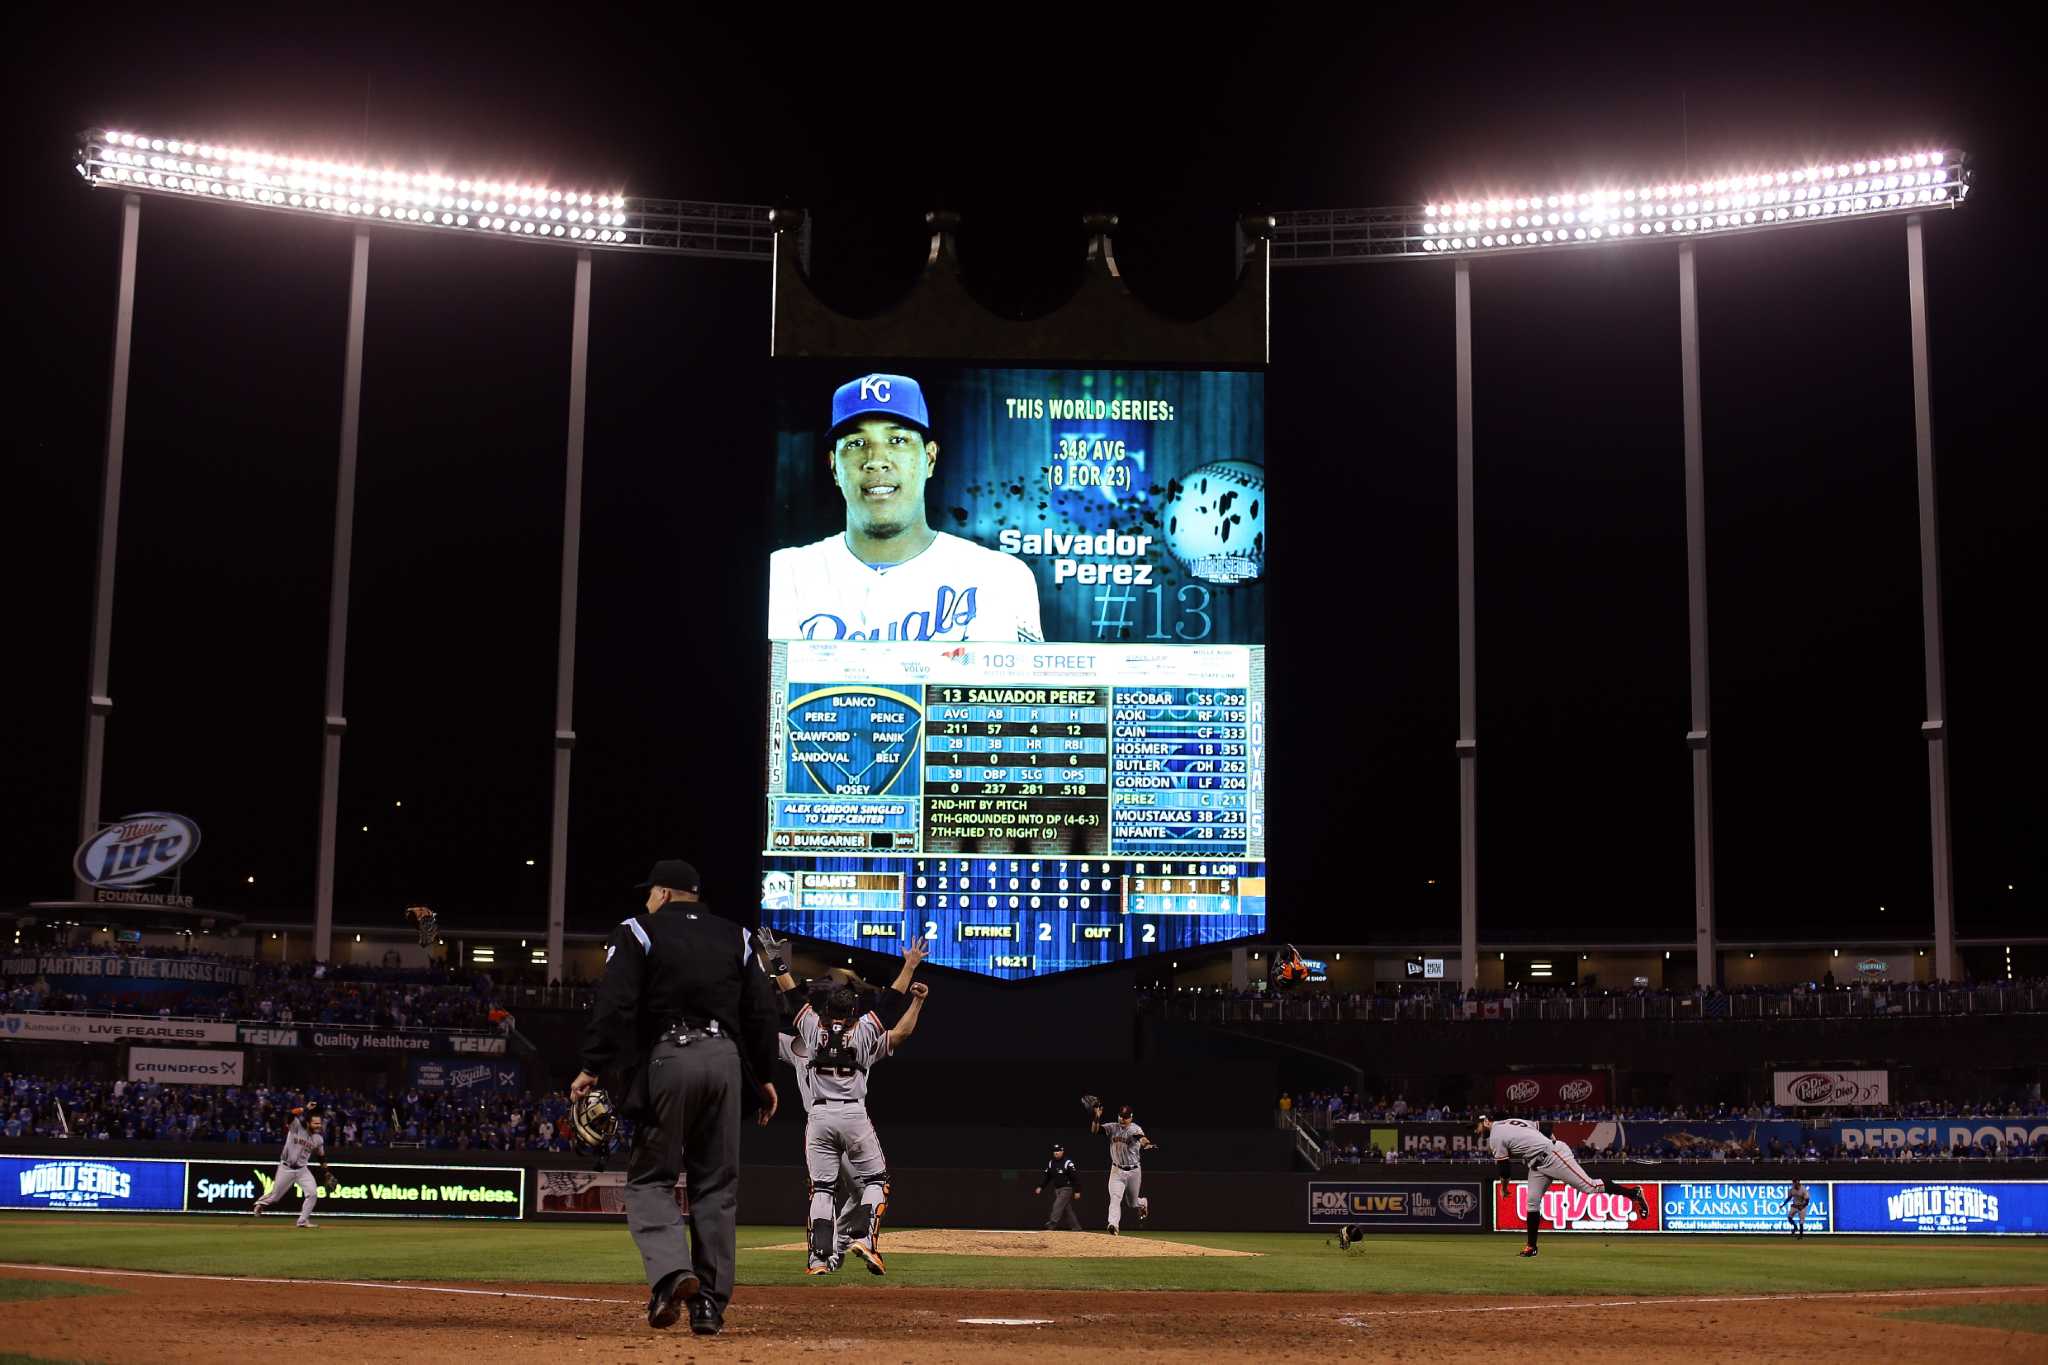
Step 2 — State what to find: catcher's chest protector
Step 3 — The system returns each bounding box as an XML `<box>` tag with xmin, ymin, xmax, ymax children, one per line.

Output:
<box><xmin>810</xmin><ymin>1019</ymin><xmax>867</xmax><ymax>1078</ymax></box>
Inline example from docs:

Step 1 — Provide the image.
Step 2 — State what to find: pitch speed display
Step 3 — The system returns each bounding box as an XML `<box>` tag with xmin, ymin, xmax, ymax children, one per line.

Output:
<box><xmin>762</xmin><ymin>364</ymin><xmax>1266</xmax><ymax>979</ymax></box>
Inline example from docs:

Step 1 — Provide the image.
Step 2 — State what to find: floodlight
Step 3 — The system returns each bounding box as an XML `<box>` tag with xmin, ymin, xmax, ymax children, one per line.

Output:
<box><xmin>78</xmin><ymin>127</ymin><xmax>646</xmax><ymax>252</ymax></box>
<box><xmin>1416</xmin><ymin>149</ymin><xmax>1966</xmax><ymax>258</ymax></box>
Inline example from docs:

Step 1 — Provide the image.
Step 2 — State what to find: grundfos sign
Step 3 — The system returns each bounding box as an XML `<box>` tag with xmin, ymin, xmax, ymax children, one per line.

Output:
<box><xmin>73</xmin><ymin>812</ymin><xmax>202</xmax><ymax>888</ymax></box>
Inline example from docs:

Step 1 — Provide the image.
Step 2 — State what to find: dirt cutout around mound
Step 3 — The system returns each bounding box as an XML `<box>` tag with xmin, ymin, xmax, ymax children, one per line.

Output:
<box><xmin>757</xmin><ymin>1227</ymin><xmax>1258</xmax><ymax>1257</ymax></box>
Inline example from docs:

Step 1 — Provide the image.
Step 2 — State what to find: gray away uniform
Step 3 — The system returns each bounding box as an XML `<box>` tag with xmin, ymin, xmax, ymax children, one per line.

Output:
<box><xmin>1785</xmin><ymin>1184</ymin><xmax>1811</xmax><ymax>1232</ymax></box>
<box><xmin>1488</xmin><ymin>1116</ymin><xmax>1605</xmax><ymax>1208</ymax></box>
<box><xmin>793</xmin><ymin>1005</ymin><xmax>892</xmax><ymax>1263</ymax></box>
<box><xmin>1100</xmin><ymin>1120</ymin><xmax>1149</xmax><ymax>1230</ymax></box>
<box><xmin>254</xmin><ymin>1117</ymin><xmax>323</xmax><ymax>1225</ymax></box>
<box><xmin>777</xmin><ymin>1030</ymin><xmax>870</xmax><ymax>1256</ymax></box>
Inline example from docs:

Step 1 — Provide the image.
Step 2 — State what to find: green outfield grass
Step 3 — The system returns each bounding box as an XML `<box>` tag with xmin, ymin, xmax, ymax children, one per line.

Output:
<box><xmin>1</xmin><ymin>1215</ymin><xmax>2044</xmax><ymax>1296</ymax></box>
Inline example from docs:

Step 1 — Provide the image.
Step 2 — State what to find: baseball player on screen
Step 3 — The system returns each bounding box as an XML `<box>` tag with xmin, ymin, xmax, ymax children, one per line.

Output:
<box><xmin>1478</xmin><ymin>1115</ymin><xmax>1648</xmax><ymax>1256</ymax></box>
<box><xmin>251</xmin><ymin>1104</ymin><xmax>335</xmax><ymax>1228</ymax></box>
<box><xmin>1091</xmin><ymin>1102</ymin><xmax>1155</xmax><ymax>1233</ymax></box>
<box><xmin>767</xmin><ymin>373</ymin><xmax>1045</xmax><ymax>643</ymax></box>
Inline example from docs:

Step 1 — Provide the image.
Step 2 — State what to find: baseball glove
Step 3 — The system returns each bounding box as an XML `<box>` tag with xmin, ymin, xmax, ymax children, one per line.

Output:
<box><xmin>1080</xmin><ymin>1093</ymin><xmax>1101</xmax><ymax>1114</ymax></box>
<box><xmin>322</xmin><ymin>1174</ymin><xmax>339</xmax><ymax>1195</ymax></box>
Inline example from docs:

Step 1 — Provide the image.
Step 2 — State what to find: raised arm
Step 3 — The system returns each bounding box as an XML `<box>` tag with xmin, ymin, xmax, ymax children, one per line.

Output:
<box><xmin>888</xmin><ymin>938</ymin><xmax>929</xmax><ymax>995</ymax></box>
<box><xmin>886</xmin><ymin>982</ymin><xmax>928</xmax><ymax>1049</ymax></box>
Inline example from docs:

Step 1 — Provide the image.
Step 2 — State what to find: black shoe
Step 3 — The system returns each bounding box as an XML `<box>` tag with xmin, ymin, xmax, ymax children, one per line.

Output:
<box><xmin>647</xmin><ymin>1268</ymin><xmax>700</xmax><ymax>1330</ymax></box>
<box><xmin>687</xmin><ymin>1294</ymin><xmax>723</xmax><ymax>1337</ymax></box>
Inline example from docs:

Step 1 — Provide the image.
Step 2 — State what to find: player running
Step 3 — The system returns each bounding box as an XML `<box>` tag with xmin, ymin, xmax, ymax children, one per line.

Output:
<box><xmin>252</xmin><ymin>1104</ymin><xmax>335</xmax><ymax>1228</ymax></box>
<box><xmin>768</xmin><ymin>373</ymin><xmax>1044</xmax><ymax>643</ymax></box>
<box><xmin>1478</xmin><ymin>1115</ymin><xmax>1648</xmax><ymax>1257</ymax></box>
<box><xmin>1091</xmin><ymin>1102</ymin><xmax>1156</xmax><ymax>1234</ymax></box>
<box><xmin>1782</xmin><ymin>1178</ymin><xmax>1812</xmax><ymax>1236</ymax></box>
<box><xmin>793</xmin><ymin>980</ymin><xmax>928</xmax><ymax>1276</ymax></box>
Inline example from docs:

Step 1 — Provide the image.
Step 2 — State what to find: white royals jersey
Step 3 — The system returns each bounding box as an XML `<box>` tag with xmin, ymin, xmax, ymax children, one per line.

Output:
<box><xmin>768</xmin><ymin>531</ymin><xmax>1044</xmax><ymax>643</ymax></box>
<box><xmin>1486</xmin><ymin>1117</ymin><xmax>1554</xmax><ymax>1164</ymax></box>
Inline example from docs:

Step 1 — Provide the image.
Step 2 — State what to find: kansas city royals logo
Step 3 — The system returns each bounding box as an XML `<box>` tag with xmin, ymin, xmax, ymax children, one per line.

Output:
<box><xmin>859</xmin><ymin>376</ymin><xmax>891</xmax><ymax>403</ymax></box>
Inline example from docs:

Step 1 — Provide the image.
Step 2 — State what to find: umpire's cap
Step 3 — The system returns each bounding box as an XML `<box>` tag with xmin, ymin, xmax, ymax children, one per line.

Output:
<box><xmin>635</xmin><ymin>859</ymin><xmax>700</xmax><ymax>892</ymax></box>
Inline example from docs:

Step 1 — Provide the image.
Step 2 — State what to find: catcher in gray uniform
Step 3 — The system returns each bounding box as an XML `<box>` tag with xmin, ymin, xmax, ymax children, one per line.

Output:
<box><xmin>793</xmin><ymin>982</ymin><xmax>928</xmax><ymax>1275</ymax></box>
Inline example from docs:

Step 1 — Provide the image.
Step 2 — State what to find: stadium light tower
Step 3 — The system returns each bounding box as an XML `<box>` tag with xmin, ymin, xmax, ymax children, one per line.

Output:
<box><xmin>1275</xmin><ymin>149</ymin><xmax>1970</xmax><ymax>989</ymax></box>
<box><xmin>73</xmin><ymin>127</ymin><xmax>768</xmax><ymax>969</ymax></box>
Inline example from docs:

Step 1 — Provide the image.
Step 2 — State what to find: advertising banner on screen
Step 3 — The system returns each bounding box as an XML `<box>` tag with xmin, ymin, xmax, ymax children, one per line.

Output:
<box><xmin>1661</xmin><ymin>1181</ymin><xmax>1832</xmax><ymax>1233</ymax></box>
<box><xmin>238</xmin><ymin>1024</ymin><xmax>302</xmax><ymax>1047</ymax></box>
<box><xmin>1493</xmin><ymin>1181</ymin><xmax>1661</xmax><ymax>1232</ymax></box>
<box><xmin>1308</xmin><ymin>1182</ymin><xmax>1484</xmax><ymax>1229</ymax></box>
<box><xmin>0</xmin><ymin>1155</ymin><xmax>188</xmax><ymax>1212</ymax></box>
<box><xmin>1494</xmin><ymin>1073</ymin><xmax>1608</xmax><ymax>1109</ymax></box>
<box><xmin>1773</xmin><ymin>1070</ymin><xmax>1888</xmax><ymax>1107</ymax></box>
<box><xmin>535</xmin><ymin>1168</ymin><xmax>687</xmax><ymax>1217</ymax></box>
<box><xmin>185</xmin><ymin>1159</ymin><xmax>524</xmax><ymax>1220</ymax></box>
<box><xmin>1826</xmin><ymin>1120</ymin><xmax>2048</xmax><ymax>1156</ymax></box>
<box><xmin>2</xmin><ymin>1013</ymin><xmax>237</xmax><ymax>1044</ymax></box>
<box><xmin>128</xmin><ymin>1046</ymin><xmax>243</xmax><ymax>1084</ymax></box>
<box><xmin>1831</xmin><ymin>1181</ymin><xmax>2047</xmax><ymax>1234</ymax></box>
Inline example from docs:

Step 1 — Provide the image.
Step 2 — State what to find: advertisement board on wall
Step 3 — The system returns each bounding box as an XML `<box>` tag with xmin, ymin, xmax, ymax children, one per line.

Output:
<box><xmin>128</xmin><ymin>1046</ymin><xmax>244</xmax><ymax>1085</ymax></box>
<box><xmin>1308</xmin><ymin>1182</ymin><xmax>1484</xmax><ymax>1229</ymax></box>
<box><xmin>408</xmin><ymin>1058</ymin><xmax>522</xmax><ymax>1094</ymax></box>
<box><xmin>1661</xmin><ymin>1181</ymin><xmax>1832</xmax><ymax>1233</ymax></box>
<box><xmin>3</xmin><ymin>1014</ymin><xmax>237</xmax><ymax>1044</ymax></box>
<box><xmin>1773</xmin><ymin>1069</ymin><xmax>1888</xmax><ymax>1107</ymax></box>
<box><xmin>1826</xmin><ymin>1120</ymin><xmax>2048</xmax><ymax>1155</ymax></box>
<box><xmin>0</xmin><ymin>1155</ymin><xmax>188</xmax><ymax>1212</ymax></box>
<box><xmin>535</xmin><ymin>1168</ymin><xmax>687</xmax><ymax>1217</ymax></box>
<box><xmin>1494</xmin><ymin>1073</ymin><xmax>1609</xmax><ymax>1109</ymax></box>
<box><xmin>185</xmin><ymin>1160</ymin><xmax>524</xmax><ymax>1220</ymax></box>
<box><xmin>1493</xmin><ymin>1181</ymin><xmax>1661</xmax><ymax>1232</ymax></box>
<box><xmin>1831</xmin><ymin>1181</ymin><xmax>2047</xmax><ymax>1235</ymax></box>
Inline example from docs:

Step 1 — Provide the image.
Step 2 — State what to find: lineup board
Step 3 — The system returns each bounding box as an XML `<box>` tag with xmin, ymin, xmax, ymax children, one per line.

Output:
<box><xmin>762</xmin><ymin>640</ymin><xmax>1266</xmax><ymax>978</ymax></box>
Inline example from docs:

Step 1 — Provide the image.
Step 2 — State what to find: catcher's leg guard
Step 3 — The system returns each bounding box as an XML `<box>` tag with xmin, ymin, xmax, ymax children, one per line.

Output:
<box><xmin>862</xmin><ymin>1174</ymin><xmax>890</xmax><ymax>1247</ymax></box>
<box><xmin>808</xmin><ymin>1180</ymin><xmax>839</xmax><ymax>1263</ymax></box>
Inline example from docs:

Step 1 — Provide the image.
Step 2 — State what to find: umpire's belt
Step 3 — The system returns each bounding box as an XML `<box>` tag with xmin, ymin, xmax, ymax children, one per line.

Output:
<box><xmin>659</xmin><ymin>1019</ymin><xmax>721</xmax><ymax>1044</ymax></box>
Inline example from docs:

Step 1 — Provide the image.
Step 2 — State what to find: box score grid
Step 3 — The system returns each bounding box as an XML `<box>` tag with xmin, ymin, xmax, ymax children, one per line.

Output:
<box><xmin>759</xmin><ymin>860</ymin><xmax>1265</xmax><ymax>973</ymax></box>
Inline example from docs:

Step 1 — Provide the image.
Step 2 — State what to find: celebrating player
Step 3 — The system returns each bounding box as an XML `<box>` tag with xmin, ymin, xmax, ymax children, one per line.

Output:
<box><xmin>761</xmin><ymin>931</ymin><xmax>926</xmax><ymax>1270</ymax></box>
<box><xmin>767</xmin><ymin>373</ymin><xmax>1044</xmax><ymax>643</ymax></box>
<box><xmin>793</xmin><ymin>980</ymin><xmax>928</xmax><ymax>1275</ymax></box>
<box><xmin>1478</xmin><ymin>1115</ymin><xmax>1649</xmax><ymax>1256</ymax></box>
<box><xmin>1782</xmin><ymin>1178</ymin><xmax>1811</xmax><ymax>1236</ymax></box>
<box><xmin>251</xmin><ymin>1104</ymin><xmax>335</xmax><ymax>1228</ymax></box>
<box><xmin>1091</xmin><ymin>1102</ymin><xmax>1156</xmax><ymax>1233</ymax></box>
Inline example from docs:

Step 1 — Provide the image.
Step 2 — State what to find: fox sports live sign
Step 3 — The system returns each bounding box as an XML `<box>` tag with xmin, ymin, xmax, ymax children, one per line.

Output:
<box><xmin>73</xmin><ymin>812</ymin><xmax>201</xmax><ymax>887</ymax></box>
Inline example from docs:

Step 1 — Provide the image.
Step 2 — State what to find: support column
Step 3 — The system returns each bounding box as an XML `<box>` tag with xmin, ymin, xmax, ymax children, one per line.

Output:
<box><xmin>1454</xmin><ymin>260</ymin><xmax>1478</xmax><ymax>992</ymax></box>
<box><xmin>313</xmin><ymin>229</ymin><xmax>371</xmax><ymax>962</ymax></box>
<box><xmin>1906</xmin><ymin>215</ymin><xmax>1956</xmax><ymax>982</ymax></box>
<box><xmin>1679</xmin><ymin>244</ymin><xmax>1718</xmax><ymax>988</ymax></box>
<box><xmin>546</xmin><ymin>250</ymin><xmax>594</xmax><ymax>980</ymax></box>
<box><xmin>76</xmin><ymin>193</ymin><xmax>142</xmax><ymax>897</ymax></box>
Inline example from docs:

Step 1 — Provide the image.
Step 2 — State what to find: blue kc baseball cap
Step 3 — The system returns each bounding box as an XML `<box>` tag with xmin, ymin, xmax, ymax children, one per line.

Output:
<box><xmin>831</xmin><ymin>373</ymin><xmax>929</xmax><ymax>437</ymax></box>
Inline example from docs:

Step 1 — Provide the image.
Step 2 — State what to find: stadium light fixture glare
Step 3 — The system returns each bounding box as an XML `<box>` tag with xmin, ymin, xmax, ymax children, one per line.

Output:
<box><xmin>78</xmin><ymin>127</ymin><xmax>643</xmax><ymax>250</ymax></box>
<box><xmin>1417</xmin><ymin>149</ymin><xmax>1966</xmax><ymax>259</ymax></box>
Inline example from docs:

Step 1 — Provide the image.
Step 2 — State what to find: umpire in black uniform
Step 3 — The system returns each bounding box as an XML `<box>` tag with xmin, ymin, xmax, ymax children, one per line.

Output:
<box><xmin>571</xmin><ymin>859</ymin><xmax>779</xmax><ymax>1335</ymax></box>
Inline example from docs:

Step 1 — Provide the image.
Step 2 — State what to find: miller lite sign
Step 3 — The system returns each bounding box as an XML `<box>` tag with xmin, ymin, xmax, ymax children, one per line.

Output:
<box><xmin>74</xmin><ymin>812</ymin><xmax>202</xmax><ymax>888</ymax></box>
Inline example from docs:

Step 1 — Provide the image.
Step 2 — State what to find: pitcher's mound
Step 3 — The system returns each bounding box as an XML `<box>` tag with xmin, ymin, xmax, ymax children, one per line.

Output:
<box><xmin>756</xmin><ymin>1229</ymin><xmax>1257</xmax><ymax>1258</ymax></box>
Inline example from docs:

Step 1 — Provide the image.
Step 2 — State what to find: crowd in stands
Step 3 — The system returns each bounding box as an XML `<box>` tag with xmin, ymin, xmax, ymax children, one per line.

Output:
<box><xmin>4</xmin><ymin>955</ymin><xmax>502</xmax><ymax>1032</ymax></box>
<box><xmin>2</xmin><ymin>1071</ymin><xmax>580</xmax><ymax>1153</ymax></box>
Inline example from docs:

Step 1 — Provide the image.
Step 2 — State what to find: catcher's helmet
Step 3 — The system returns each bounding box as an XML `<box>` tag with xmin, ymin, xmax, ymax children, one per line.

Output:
<box><xmin>570</xmin><ymin>1089</ymin><xmax>620</xmax><ymax>1151</ymax></box>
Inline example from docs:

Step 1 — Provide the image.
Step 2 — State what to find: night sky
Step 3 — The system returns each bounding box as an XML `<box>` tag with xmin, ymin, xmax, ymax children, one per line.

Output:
<box><xmin>5</xmin><ymin>10</ymin><xmax>2040</xmax><ymax>948</ymax></box>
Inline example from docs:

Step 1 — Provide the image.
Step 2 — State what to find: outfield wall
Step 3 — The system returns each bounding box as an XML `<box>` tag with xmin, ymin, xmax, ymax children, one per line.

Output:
<box><xmin>4</xmin><ymin>1140</ymin><xmax>2045</xmax><ymax>1234</ymax></box>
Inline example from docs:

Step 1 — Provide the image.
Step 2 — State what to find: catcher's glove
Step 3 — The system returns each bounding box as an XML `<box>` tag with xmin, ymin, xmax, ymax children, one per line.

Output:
<box><xmin>1080</xmin><ymin>1093</ymin><xmax>1101</xmax><ymax>1114</ymax></box>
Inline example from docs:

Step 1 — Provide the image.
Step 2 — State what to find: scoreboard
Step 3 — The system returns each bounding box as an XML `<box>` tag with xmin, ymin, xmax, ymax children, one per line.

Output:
<box><xmin>762</xmin><ymin>640</ymin><xmax>1267</xmax><ymax>978</ymax></box>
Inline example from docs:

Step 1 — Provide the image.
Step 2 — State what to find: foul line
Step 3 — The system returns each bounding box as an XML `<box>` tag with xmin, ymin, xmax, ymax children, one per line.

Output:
<box><xmin>0</xmin><ymin>1263</ymin><xmax>636</xmax><ymax>1305</ymax></box>
<box><xmin>1339</xmin><ymin>1284</ymin><xmax>2048</xmax><ymax>1320</ymax></box>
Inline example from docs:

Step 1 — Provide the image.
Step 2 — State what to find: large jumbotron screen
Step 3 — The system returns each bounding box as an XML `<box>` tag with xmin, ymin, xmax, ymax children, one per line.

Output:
<box><xmin>760</xmin><ymin>363</ymin><xmax>1266</xmax><ymax>979</ymax></box>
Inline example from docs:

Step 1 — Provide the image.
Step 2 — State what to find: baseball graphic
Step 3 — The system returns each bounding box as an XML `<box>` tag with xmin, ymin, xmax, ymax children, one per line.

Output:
<box><xmin>1161</xmin><ymin>460</ymin><xmax>1265</xmax><ymax>584</ymax></box>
